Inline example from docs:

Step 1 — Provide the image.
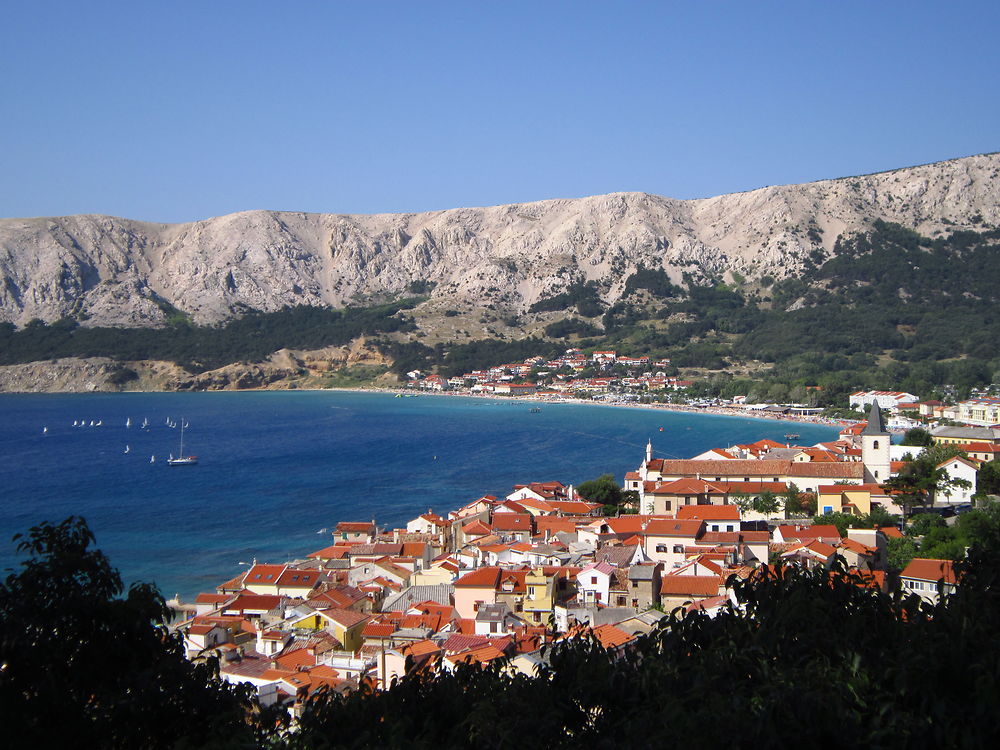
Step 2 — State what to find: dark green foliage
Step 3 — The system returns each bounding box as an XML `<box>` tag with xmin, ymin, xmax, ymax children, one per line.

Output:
<box><xmin>291</xmin><ymin>549</ymin><xmax>1000</xmax><ymax>748</ymax></box>
<box><xmin>0</xmin><ymin>301</ymin><xmax>423</xmax><ymax>372</ymax></box>
<box><xmin>543</xmin><ymin>318</ymin><xmax>601</xmax><ymax>339</ymax></box>
<box><xmin>437</xmin><ymin>338</ymin><xmax>560</xmax><ymax>378</ymax></box>
<box><xmin>900</xmin><ymin>505</ymin><xmax>1000</xmax><ymax>563</ymax></box>
<box><xmin>379</xmin><ymin>340</ymin><xmax>436</xmax><ymax>375</ymax></box>
<box><xmin>406</xmin><ymin>280</ymin><xmax>436</xmax><ymax>295</ymax></box>
<box><xmin>884</xmin><ymin>445</ymin><xmax>970</xmax><ymax>515</ymax></box>
<box><xmin>13</xmin><ymin>515</ymin><xmax>1000</xmax><ymax>747</ymax></box>
<box><xmin>107</xmin><ymin>364</ymin><xmax>139</xmax><ymax>386</ymax></box>
<box><xmin>623</xmin><ymin>267</ymin><xmax>681</xmax><ymax>298</ymax></box>
<box><xmin>887</xmin><ymin>535</ymin><xmax>919</xmax><ymax>571</ymax></box>
<box><xmin>575</xmin><ymin>474</ymin><xmax>623</xmax><ymax>506</ymax></box>
<box><xmin>0</xmin><ymin>517</ymin><xmax>267</xmax><ymax>748</ymax></box>
<box><xmin>901</xmin><ymin>427</ymin><xmax>933</xmax><ymax>447</ymax></box>
<box><xmin>528</xmin><ymin>281</ymin><xmax>603</xmax><ymax>317</ymax></box>
<box><xmin>977</xmin><ymin>459</ymin><xmax>1000</xmax><ymax>497</ymax></box>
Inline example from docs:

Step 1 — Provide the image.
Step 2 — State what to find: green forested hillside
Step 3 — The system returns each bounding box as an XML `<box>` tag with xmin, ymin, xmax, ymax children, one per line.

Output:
<box><xmin>0</xmin><ymin>300</ymin><xmax>422</xmax><ymax>372</ymax></box>
<box><xmin>535</xmin><ymin>222</ymin><xmax>1000</xmax><ymax>404</ymax></box>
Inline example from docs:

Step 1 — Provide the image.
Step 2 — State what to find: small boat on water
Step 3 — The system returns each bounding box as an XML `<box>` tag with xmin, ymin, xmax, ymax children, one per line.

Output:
<box><xmin>167</xmin><ymin>418</ymin><xmax>198</xmax><ymax>466</ymax></box>
<box><xmin>124</xmin><ymin>445</ymin><xmax>130</xmax><ymax>454</ymax></box>
<box><xmin>141</xmin><ymin>418</ymin><xmax>149</xmax><ymax>429</ymax></box>
<box><xmin>126</xmin><ymin>417</ymin><xmax>131</xmax><ymax>428</ymax></box>
<box><xmin>150</xmin><ymin>455</ymin><xmax>156</xmax><ymax>463</ymax></box>
<box><xmin>784</xmin><ymin>433</ymin><xmax>800</xmax><ymax>440</ymax></box>
<box><xmin>529</xmin><ymin>407</ymin><xmax>541</xmax><ymax>413</ymax></box>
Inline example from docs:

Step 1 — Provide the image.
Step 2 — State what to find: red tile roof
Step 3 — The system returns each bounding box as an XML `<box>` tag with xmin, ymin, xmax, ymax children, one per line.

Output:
<box><xmin>643</xmin><ymin>519</ymin><xmax>704</xmax><ymax>538</ymax></box>
<box><xmin>901</xmin><ymin>558</ymin><xmax>958</xmax><ymax>584</ymax></box>
<box><xmin>660</xmin><ymin>575</ymin><xmax>722</xmax><ymax>597</ymax></box>
<box><xmin>245</xmin><ymin>564</ymin><xmax>286</xmax><ymax>584</ymax></box>
<box><xmin>677</xmin><ymin>504</ymin><xmax>741</xmax><ymax>521</ymax></box>
<box><xmin>454</xmin><ymin>567</ymin><xmax>502</xmax><ymax>588</ymax></box>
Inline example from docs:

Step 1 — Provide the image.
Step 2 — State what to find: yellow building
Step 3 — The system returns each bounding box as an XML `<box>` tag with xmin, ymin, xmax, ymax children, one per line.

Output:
<box><xmin>816</xmin><ymin>483</ymin><xmax>883</xmax><ymax>516</ymax></box>
<box><xmin>288</xmin><ymin>608</ymin><xmax>370</xmax><ymax>652</ymax></box>
<box><xmin>523</xmin><ymin>568</ymin><xmax>555</xmax><ymax>625</ymax></box>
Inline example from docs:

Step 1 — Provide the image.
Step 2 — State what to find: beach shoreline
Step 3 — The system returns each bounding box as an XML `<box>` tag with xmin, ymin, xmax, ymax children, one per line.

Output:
<box><xmin>313</xmin><ymin>384</ymin><xmax>863</xmax><ymax>431</ymax></box>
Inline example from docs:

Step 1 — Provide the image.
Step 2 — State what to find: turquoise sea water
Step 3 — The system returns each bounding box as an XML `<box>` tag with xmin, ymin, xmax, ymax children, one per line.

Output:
<box><xmin>0</xmin><ymin>391</ymin><xmax>839</xmax><ymax>599</ymax></box>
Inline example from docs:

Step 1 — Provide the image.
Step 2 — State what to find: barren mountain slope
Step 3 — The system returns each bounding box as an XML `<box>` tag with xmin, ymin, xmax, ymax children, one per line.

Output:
<box><xmin>1</xmin><ymin>153</ymin><xmax>997</xmax><ymax>327</ymax></box>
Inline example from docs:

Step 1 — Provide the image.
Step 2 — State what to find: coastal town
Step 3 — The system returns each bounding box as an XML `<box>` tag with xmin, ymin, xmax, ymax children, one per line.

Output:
<box><xmin>403</xmin><ymin>347</ymin><xmax>1000</xmax><ymax>432</ymax></box>
<box><xmin>176</xmin><ymin>398</ymin><xmax>998</xmax><ymax>719</ymax></box>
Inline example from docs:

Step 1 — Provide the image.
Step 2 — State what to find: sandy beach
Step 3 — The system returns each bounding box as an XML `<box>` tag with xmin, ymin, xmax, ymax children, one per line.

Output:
<box><xmin>336</xmin><ymin>385</ymin><xmax>861</xmax><ymax>432</ymax></box>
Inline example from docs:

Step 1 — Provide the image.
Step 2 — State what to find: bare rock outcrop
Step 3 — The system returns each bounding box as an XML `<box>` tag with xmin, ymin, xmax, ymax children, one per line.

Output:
<box><xmin>1</xmin><ymin>153</ymin><xmax>997</xmax><ymax>327</ymax></box>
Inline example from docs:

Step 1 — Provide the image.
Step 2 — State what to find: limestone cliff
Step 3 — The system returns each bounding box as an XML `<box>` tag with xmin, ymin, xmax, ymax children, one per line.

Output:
<box><xmin>1</xmin><ymin>153</ymin><xmax>997</xmax><ymax>327</ymax></box>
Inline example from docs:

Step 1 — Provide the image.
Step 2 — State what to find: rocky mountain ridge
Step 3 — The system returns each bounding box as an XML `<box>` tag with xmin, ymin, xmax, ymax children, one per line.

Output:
<box><xmin>2</xmin><ymin>153</ymin><xmax>998</xmax><ymax>328</ymax></box>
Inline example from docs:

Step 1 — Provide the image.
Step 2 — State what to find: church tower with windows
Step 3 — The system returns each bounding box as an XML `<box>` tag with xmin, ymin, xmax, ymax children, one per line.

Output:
<box><xmin>861</xmin><ymin>401</ymin><xmax>891</xmax><ymax>484</ymax></box>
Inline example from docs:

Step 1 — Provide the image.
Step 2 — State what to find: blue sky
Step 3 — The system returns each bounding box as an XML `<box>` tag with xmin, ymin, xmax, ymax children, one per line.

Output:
<box><xmin>1</xmin><ymin>1</ymin><xmax>996</xmax><ymax>223</ymax></box>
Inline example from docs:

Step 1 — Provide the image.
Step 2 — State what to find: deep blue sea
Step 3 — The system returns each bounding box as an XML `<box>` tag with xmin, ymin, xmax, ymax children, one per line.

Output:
<box><xmin>0</xmin><ymin>391</ymin><xmax>839</xmax><ymax>599</ymax></box>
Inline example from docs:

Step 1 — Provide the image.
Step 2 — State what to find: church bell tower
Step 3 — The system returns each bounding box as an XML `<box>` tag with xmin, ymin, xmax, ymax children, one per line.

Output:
<box><xmin>861</xmin><ymin>401</ymin><xmax>891</xmax><ymax>484</ymax></box>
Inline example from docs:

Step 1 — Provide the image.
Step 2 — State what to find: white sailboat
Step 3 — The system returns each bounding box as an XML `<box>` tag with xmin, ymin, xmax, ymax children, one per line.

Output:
<box><xmin>167</xmin><ymin>419</ymin><xmax>198</xmax><ymax>466</ymax></box>
<box><xmin>126</xmin><ymin>417</ymin><xmax>131</xmax><ymax>428</ymax></box>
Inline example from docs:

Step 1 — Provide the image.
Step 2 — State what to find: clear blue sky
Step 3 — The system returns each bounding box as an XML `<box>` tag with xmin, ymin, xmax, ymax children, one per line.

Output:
<box><xmin>1</xmin><ymin>1</ymin><xmax>997</xmax><ymax>223</ymax></box>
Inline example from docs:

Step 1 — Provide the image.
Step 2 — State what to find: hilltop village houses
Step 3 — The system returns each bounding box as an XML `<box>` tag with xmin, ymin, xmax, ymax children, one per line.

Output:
<box><xmin>174</xmin><ymin>401</ymin><xmax>991</xmax><ymax>717</ymax></box>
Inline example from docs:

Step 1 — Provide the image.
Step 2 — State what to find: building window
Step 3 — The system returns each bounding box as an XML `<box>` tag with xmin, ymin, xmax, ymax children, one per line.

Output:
<box><xmin>632</xmin><ymin>580</ymin><xmax>639</xmax><ymax>588</ymax></box>
<box><xmin>656</xmin><ymin>544</ymin><xmax>667</xmax><ymax>553</ymax></box>
<box><xmin>632</xmin><ymin>598</ymin><xmax>639</xmax><ymax>608</ymax></box>
<box><xmin>673</xmin><ymin>545</ymin><xmax>684</xmax><ymax>554</ymax></box>
<box><xmin>591</xmin><ymin>576</ymin><xmax>598</xmax><ymax>584</ymax></box>
<box><xmin>873</xmin><ymin>440</ymin><xmax>880</xmax><ymax>450</ymax></box>
<box><xmin>617</xmin><ymin>596</ymin><xmax>627</xmax><ymax>606</ymax></box>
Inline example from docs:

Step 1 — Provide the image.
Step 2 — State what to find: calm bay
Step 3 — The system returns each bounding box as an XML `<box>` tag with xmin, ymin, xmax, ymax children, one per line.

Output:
<box><xmin>0</xmin><ymin>391</ymin><xmax>839</xmax><ymax>599</ymax></box>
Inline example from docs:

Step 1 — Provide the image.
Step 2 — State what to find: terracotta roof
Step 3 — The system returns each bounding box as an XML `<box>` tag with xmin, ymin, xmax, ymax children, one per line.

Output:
<box><xmin>789</xmin><ymin>464</ymin><xmax>865</xmax><ymax>479</ymax></box>
<box><xmin>591</xmin><ymin>624</ymin><xmax>635</xmax><ymax>649</ymax></box>
<box><xmin>245</xmin><ymin>564</ymin><xmax>286</xmax><ymax>584</ymax></box>
<box><xmin>677</xmin><ymin>504</ymin><xmax>741</xmax><ymax>521</ymax></box>
<box><xmin>901</xmin><ymin>558</ymin><xmax>959</xmax><ymax>584</ymax></box>
<box><xmin>490</xmin><ymin>513</ymin><xmax>534</xmax><ymax>531</ymax></box>
<box><xmin>442</xmin><ymin>633</ymin><xmax>491</xmax><ymax>653</ymax></box>
<box><xmin>223</xmin><ymin>593</ymin><xmax>283</xmax><ymax>613</ymax></box>
<box><xmin>276</xmin><ymin>569</ymin><xmax>323</xmax><ymax>588</ymax></box>
<box><xmin>324</xmin><ymin>608</ymin><xmax>370</xmax><ymax>628</ymax></box>
<box><xmin>447</xmin><ymin>644</ymin><xmax>507</xmax><ymax>665</ymax></box>
<box><xmin>454</xmin><ymin>567</ymin><xmax>502</xmax><ymax>588</ymax></box>
<box><xmin>463</xmin><ymin>520</ymin><xmax>493</xmax><ymax>535</ymax></box>
<box><xmin>660</xmin><ymin>575</ymin><xmax>722</xmax><ymax>596</ymax></box>
<box><xmin>307</xmin><ymin>544</ymin><xmax>352</xmax><ymax>560</ymax></box>
<box><xmin>336</xmin><ymin>522</ymin><xmax>375</xmax><ymax>532</ymax></box>
<box><xmin>195</xmin><ymin>593</ymin><xmax>232</xmax><ymax>605</ymax></box>
<box><xmin>275</xmin><ymin>648</ymin><xmax>316</xmax><ymax>670</ymax></box>
<box><xmin>362</xmin><ymin>621</ymin><xmax>395</xmax><ymax>638</ymax></box>
<box><xmin>643</xmin><ymin>519</ymin><xmax>704</xmax><ymax>538</ymax></box>
<box><xmin>775</xmin><ymin>525</ymin><xmax>842</xmax><ymax>542</ymax></box>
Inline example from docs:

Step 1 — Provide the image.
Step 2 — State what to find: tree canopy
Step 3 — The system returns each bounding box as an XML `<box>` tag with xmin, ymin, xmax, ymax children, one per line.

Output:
<box><xmin>0</xmin><ymin>517</ymin><xmax>267</xmax><ymax>748</ymax></box>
